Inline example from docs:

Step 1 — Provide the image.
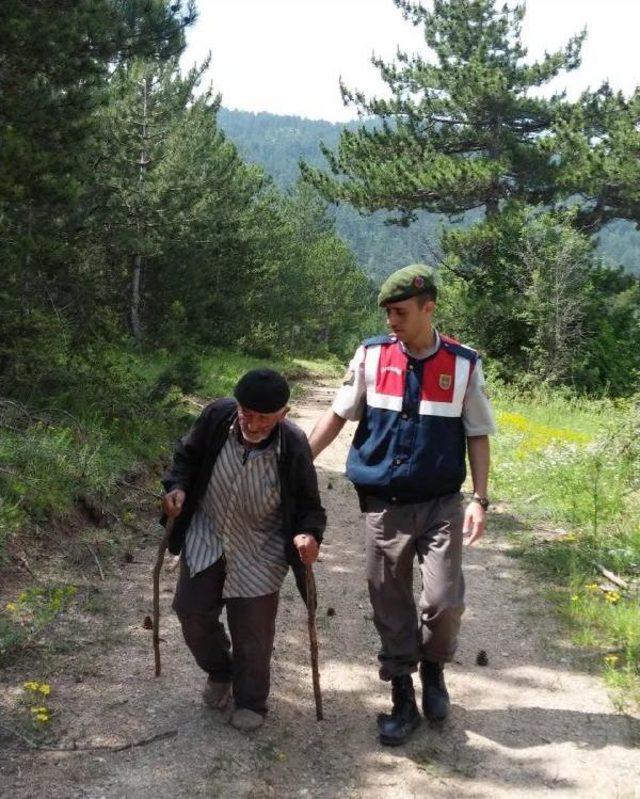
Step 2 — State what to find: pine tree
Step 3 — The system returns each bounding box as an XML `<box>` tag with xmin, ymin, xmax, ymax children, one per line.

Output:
<box><xmin>89</xmin><ymin>56</ymin><xmax>207</xmax><ymax>340</ymax></box>
<box><xmin>302</xmin><ymin>0</ymin><xmax>584</xmax><ymax>223</ymax></box>
<box><xmin>145</xmin><ymin>97</ymin><xmax>268</xmax><ymax>344</ymax></box>
<box><xmin>553</xmin><ymin>85</ymin><xmax>640</xmax><ymax>231</ymax></box>
<box><xmin>0</xmin><ymin>0</ymin><xmax>196</xmax><ymax>383</ymax></box>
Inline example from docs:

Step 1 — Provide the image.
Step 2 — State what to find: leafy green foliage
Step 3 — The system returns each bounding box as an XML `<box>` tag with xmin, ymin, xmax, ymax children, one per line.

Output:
<box><xmin>295</xmin><ymin>0</ymin><xmax>639</xmax><ymax>396</ymax></box>
<box><xmin>302</xmin><ymin>0</ymin><xmax>584</xmax><ymax>220</ymax></box>
<box><xmin>491</xmin><ymin>383</ymin><xmax>640</xmax><ymax>700</ymax></box>
<box><xmin>0</xmin><ymin>0</ymin><xmax>195</xmax><ymax>344</ymax></box>
<box><xmin>492</xmin><ymin>389</ymin><xmax>638</xmax><ymax>529</ymax></box>
<box><xmin>554</xmin><ymin>86</ymin><xmax>640</xmax><ymax>231</ymax></box>
<box><xmin>440</xmin><ymin>209</ymin><xmax>640</xmax><ymax>394</ymax></box>
<box><xmin>219</xmin><ymin>107</ymin><xmax>640</xmax><ymax>279</ymax></box>
<box><xmin>1</xmin><ymin>584</ymin><xmax>77</xmax><ymax>665</ymax></box>
<box><xmin>218</xmin><ymin>108</ymin><xmax>466</xmax><ymax>281</ymax></box>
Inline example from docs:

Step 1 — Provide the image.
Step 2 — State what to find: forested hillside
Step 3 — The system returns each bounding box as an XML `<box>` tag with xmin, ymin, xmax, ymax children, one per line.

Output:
<box><xmin>0</xmin><ymin>4</ymin><xmax>376</xmax><ymax>374</ymax></box>
<box><xmin>218</xmin><ymin>108</ymin><xmax>640</xmax><ymax>278</ymax></box>
<box><xmin>218</xmin><ymin>108</ymin><xmax>460</xmax><ymax>280</ymax></box>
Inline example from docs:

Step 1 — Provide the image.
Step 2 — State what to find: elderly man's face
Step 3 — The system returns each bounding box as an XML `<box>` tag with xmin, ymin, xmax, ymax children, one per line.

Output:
<box><xmin>237</xmin><ymin>404</ymin><xmax>288</xmax><ymax>444</ymax></box>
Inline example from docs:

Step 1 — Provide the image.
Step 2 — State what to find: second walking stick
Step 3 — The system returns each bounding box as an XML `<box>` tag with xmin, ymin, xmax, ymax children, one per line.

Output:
<box><xmin>305</xmin><ymin>563</ymin><xmax>323</xmax><ymax>720</ymax></box>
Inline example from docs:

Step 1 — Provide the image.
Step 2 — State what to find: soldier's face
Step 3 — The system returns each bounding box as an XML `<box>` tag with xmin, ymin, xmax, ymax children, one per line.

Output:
<box><xmin>237</xmin><ymin>404</ymin><xmax>288</xmax><ymax>444</ymax></box>
<box><xmin>384</xmin><ymin>297</ymin><xmax>434</xmax><ymax>345</ymax></box>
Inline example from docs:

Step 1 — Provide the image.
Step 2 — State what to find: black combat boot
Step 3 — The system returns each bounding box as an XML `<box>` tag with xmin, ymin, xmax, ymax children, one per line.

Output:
<box><xmin>419</xmin><ymin>660</ymin><xmax>450</xmax><ymax>721</ymax></box>
<box><xmin>377</xmin><ymin>674</ymin><xmax>421</xmax><ymax>746</ymax></box>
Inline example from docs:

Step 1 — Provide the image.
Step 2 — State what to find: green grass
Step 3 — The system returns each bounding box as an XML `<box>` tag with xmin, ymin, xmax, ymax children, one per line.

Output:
<box><xmin>194</xmin><ymin>348</ymin><xmax>341</xmax><ymax>400</ymax></box>
<box><xmin>491</xmin><ymin>382</ymin><xmax>640</xmax><ymax>703</ymax></box>
<box><xmin>0</xmin><ymin>345</ymin><xmax>337</xmax><ymax>561</ymax></box>
<box><xmin>0</xmin><ymin>344</ymin><xmax>338</xmax><ymax>663</ymax></box>
<box><xmin>0</xmin><ymin>584</ymin><xmax>77</xmax><ymax>666</ymax></box>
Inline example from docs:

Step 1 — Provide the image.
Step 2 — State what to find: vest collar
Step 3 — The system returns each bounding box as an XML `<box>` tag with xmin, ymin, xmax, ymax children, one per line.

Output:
<box><xmin>399</xmin><ymin>329</ymin><xmax>441</xmax><ymax>360</ymax></box>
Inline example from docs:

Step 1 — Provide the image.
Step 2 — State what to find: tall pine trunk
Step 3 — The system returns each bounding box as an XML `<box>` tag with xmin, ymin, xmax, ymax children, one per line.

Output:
<box><xmin>130</xmin><ymin>75</ymin><xmax>149</xmax><ymax>343</ymax></box>
<box><xmin>130</xmin><ymin>253</ymin><xmax>142</xmax><ymax>340</ymax></box>
<box><xmin>21</xmin><ymin>201</ymin><xmax>33</xmax><ymax>317</ymax></box>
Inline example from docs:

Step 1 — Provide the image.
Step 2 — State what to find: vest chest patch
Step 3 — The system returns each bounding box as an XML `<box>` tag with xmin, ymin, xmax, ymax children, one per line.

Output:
<box><xmin>375</xmin><ymin>344</ymin><xmax>406</xmax><ymax>396</ymax></box>
<box><xmin>421</xmin><ymin>349</ymin><xmax>457</xmax><ymax>402</ymax></box>
<box><xmin>420</xmin><ymin>349</ymin><xmax>470</xmax><ymax>417</ymax></box>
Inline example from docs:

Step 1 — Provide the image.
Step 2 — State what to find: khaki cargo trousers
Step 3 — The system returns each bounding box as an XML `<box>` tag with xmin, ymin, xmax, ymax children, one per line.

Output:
<box><xmin>364</xmin><ymin>492</ymin><xmax>465</xmax><ymax>680</ymax></box>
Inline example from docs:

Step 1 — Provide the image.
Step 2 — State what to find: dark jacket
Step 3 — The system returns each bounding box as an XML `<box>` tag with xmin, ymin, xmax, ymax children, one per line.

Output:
<box><xmin>161</xmin><ymin>398</ymin><xmax>326</xmax><ymax>599</ymax></box>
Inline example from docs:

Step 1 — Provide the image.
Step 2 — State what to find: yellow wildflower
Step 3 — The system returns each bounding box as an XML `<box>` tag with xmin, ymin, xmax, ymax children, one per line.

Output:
<box><xmin>38</xmin><ymin>683</ymin><xmax>51</xmax><ymax>696</ymax></box>
<box><xmin>571</xmin><ymin>595</ymin><xmax>579</xmax><ymax>602</ymax></box>
<box><xmin>497</xmin><ymin>411</ymin><xmax>590</xmax><ymax>457</ymax></box>
<box><xmin>23</xmin><ymin>681</ymin><xmax>40</xmax><ymax>692</ymax></box>
<box><xmin>35</xmin><ymin>713</ymin><xmax>49</xmax><ymax>723</ymax></box>
<box><xmin>585</xmin><ymin>583</ymin><xmax>599</xmax><ymax>594</ymax></box>
<box><xmin>604</xmin><ymin>654</ymin><xmax>619</xmax><ymax>667</ymax></box>
<box><xmin>5</xmin><ymin>602</ymin><xmax>16</xmax><ymax>612</ymax></box>
<box><xmin>605</xmin><ymin>591</ymin><xmax>620</xmax><ymax>604</ymax></box>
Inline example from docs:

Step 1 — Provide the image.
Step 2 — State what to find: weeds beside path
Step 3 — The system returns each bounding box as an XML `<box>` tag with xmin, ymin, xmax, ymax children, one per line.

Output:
<box><xmin>491</xmin><ymin>386</ymin><xmax>640</xmax><ymax>701</ymax></box>
<box><xmin>1</xmin><ymin>379</ymin><xmax>639</xmax><ymax>798</ymax></box>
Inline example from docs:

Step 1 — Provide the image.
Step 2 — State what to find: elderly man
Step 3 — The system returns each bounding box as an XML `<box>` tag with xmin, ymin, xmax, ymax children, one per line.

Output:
<box><xmin>309</xmin><ymin>264</ymin><xmax>496</xmax><ymax>746</ymax></box>
<box><xmin>162</xmin><ymin>369</ymin><xmax>325</xmax><ymax>732</ymax></box>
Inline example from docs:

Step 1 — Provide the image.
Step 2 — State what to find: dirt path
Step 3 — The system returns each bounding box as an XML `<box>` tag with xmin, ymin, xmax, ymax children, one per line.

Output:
<box><xmin>1</xmin><ymin>381</ymin><xmax>639</xmax><ymax>798</ymax></box>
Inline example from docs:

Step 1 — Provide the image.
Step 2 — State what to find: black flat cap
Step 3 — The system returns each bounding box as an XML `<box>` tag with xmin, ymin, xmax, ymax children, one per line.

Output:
<box><xmin>233</xmin><ymin>369</ymin><xmax>290</xmax><ymax>413</ymax></box>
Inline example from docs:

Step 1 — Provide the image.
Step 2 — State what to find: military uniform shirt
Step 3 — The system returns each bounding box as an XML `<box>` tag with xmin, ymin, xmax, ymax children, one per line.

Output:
<box><xmin>333</xmin><ymin>330</ymin><xmax>496</xmax><ymax>436</ymax></box>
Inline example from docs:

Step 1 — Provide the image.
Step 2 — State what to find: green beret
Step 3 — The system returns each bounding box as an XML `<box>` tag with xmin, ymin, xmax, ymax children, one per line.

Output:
<box><xmin>377</xmin><ymin>264</ymin><xmax>439</xmax><ymax>306</ymax></box>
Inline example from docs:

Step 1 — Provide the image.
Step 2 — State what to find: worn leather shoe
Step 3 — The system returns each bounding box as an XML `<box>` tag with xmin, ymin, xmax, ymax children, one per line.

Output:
<box><xmin>420</xmin><ymin>660</ymin><xmax>449</xmax><ymax>721</ymax></box>
<box><xmin>377</xmin><ymin>674</ymin><xmax>421</xmax><ymax>746</ymax></box>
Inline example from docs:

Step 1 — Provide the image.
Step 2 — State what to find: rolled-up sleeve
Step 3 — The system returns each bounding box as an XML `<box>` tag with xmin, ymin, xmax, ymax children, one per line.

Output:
<box><xmin>462</xmin><ymin>360</ymin><xmax>497</xmax><ymax>436</ymax></box>
<box><xmin>332</xmin><ymin>345</ymin><xmax>367</xmax><ymax>422</ymax></box>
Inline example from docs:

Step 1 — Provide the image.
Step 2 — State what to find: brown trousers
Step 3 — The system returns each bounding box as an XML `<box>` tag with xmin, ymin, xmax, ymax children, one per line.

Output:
<box><xmin>364</xmin><ymin>492</ymin><xmax>465</xmax><ymax>680</ymax></box>
<box><xmin>172</xmin><ymin>556</ymin><xmax>278</xmax><ymax>715</ymax></box>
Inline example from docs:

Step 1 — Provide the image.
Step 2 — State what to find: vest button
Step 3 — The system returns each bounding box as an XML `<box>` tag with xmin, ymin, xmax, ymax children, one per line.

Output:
<box><xmin>401</xmin><ymin>413</ymin><xmax>409</xmax><ymax>420</ymax></box>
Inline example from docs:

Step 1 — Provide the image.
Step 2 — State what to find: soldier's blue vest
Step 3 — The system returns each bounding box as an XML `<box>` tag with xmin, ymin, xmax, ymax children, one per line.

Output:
<box><xmin>346</xmin><ymin>334</ymin><xmax>478</xmax><ymax>503</ymax></box>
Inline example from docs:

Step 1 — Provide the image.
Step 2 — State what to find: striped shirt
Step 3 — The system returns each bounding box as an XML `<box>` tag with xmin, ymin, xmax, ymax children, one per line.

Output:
<box><xmin>184</xmin><ymin>422</ymin><xmax>288</xmax><ymax>598</ymax></box>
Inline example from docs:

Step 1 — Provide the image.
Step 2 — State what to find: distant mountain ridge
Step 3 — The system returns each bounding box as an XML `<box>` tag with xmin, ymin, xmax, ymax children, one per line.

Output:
<box><xmin>217</xmin><ymin>107</ymin><xmax>640</xmax><ymax>279</ymax></box>
<box><xmin>217</xmin><ymin>108</ymin><xmax>456</xmax><ymax>281</ymax></box>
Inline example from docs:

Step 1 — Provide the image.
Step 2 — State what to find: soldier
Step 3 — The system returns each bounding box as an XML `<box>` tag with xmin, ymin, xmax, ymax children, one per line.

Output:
<box><xmin>162</xmin><ymin>369</ymin><xmax>325</xmax><ymax>732</ymax></box>
<box><xmin>309</xmin><ymin>265</ymin><xmax>496</xmax><ymax>746</ymax></box>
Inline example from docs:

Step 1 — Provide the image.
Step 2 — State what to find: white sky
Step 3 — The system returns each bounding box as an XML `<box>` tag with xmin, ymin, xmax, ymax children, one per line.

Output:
<box><xmin>182</xmin><ymin>0</ymin><xmax>640</xmax><ymax>122</ymax></box>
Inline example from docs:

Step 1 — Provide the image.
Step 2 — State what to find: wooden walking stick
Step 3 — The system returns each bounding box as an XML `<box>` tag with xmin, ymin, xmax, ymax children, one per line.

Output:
<box><xmin>305</xmin><ymin>563</ymin><xmax>323</xmax><ymax>720</ymax></box>
<box><xmin>153</xmin><ymin>517</ymin><xmax>174</xmax><ymax>677</ymax></box>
